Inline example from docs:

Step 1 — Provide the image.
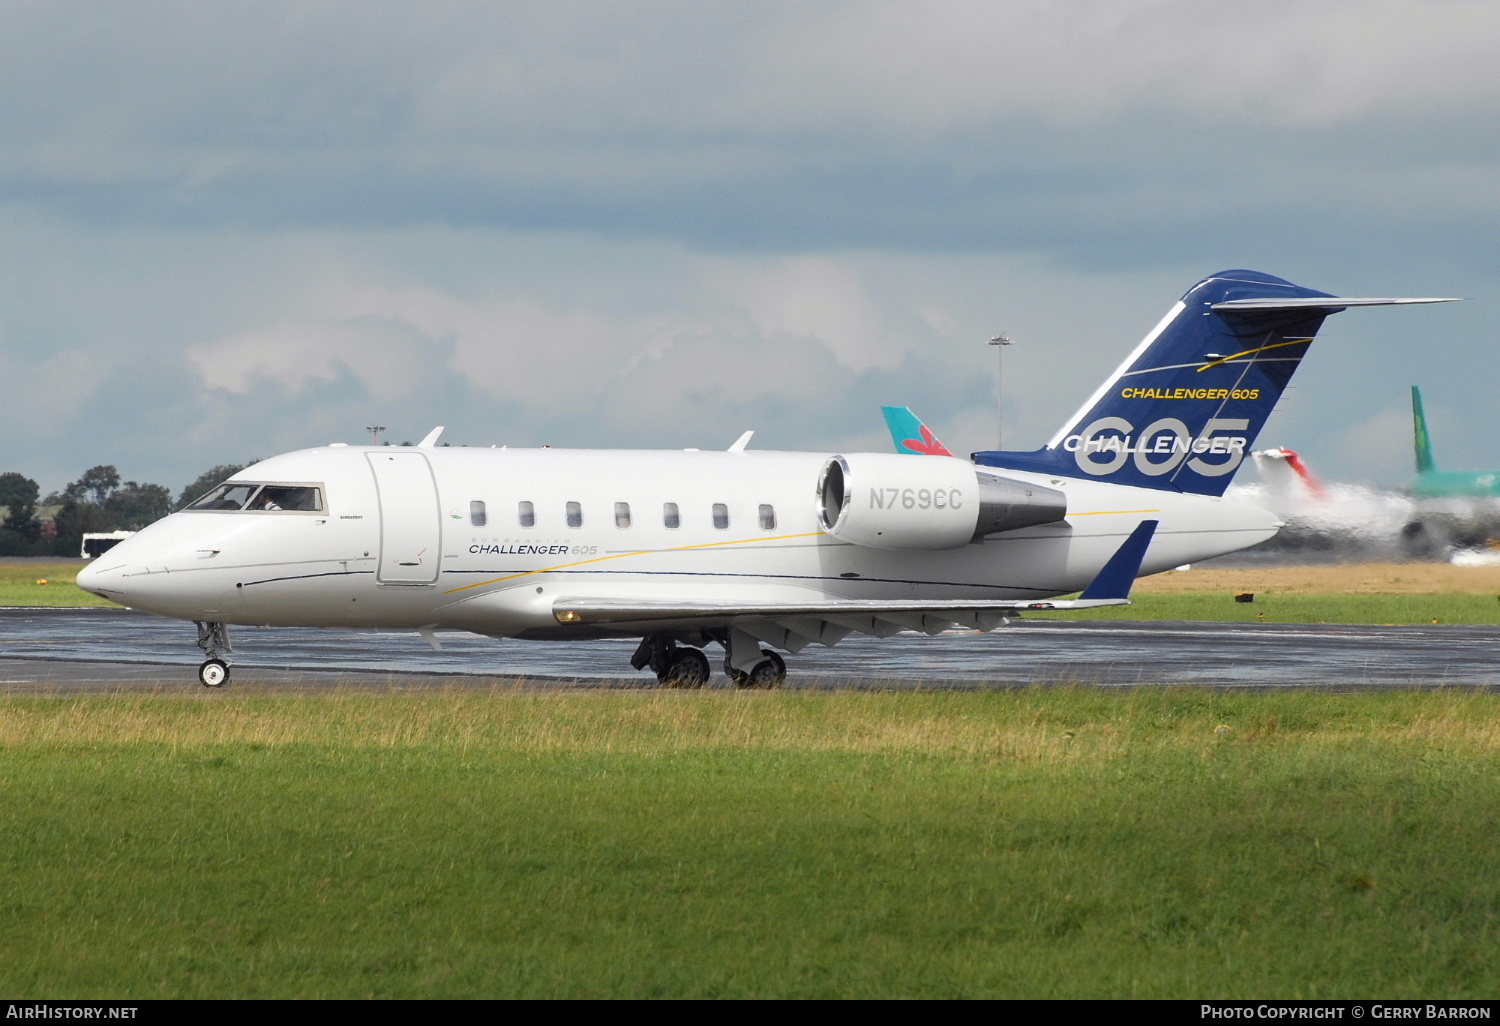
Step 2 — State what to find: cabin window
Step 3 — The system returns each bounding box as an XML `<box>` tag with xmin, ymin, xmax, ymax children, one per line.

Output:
<box><xmin>518</xmin><ymin>501</ymin><xmax>535</xmax><ymax>528</ymax></box>
<box><xmin>614</xmin><ymin>502</ymin><xmax>631</xmax><ymax>528</ymax></box>
<box><xmin>566</xmin><ymin>501</ymin><xmax>583</xmax><ymax>528</ymax></box>
<box><xmin>663</xmin><ymin>502</ymin><xmax>680</xmax><ymax>529</ymax></box>
<box><xmin>712</xmin><ymin>503</ymin><xmax>729</xmax><ymax>530</ymax></box>
<box><xmin>470</xmin><ymin>500</ymin><xmax>487</xmax><ymax>527</ymax></box>
<box><xmin>758</xmin><ymin>504</ymin><xmax>776</xmax><ymax>530</ymax></box>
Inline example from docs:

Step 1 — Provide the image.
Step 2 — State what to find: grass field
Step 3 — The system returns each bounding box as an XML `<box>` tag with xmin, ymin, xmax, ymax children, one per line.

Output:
<box><xmin>0</xmin><ymin>561</ymin><xmax>112</xmax><ymax>607</ymax></box>
<box><xmin>2</xmin><ymin>687</ymin><xmax>1497</xmax><ymax>998</ymax></box>
<box><xmin>1034</xmin><ymin>561</ymin><xmax>1500</xmax><ymax>625</ymax></box>
<box><xmin>1034</xmin><ymin>591</ymin><xmax>1500</xmax><ymax>625</ymax></box>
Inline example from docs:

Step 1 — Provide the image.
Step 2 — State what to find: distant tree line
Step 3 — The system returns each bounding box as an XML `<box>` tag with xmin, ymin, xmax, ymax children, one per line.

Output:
<box><xmin>0</xmin><ymin>462</ymin><xmax>246</xmax><ymax>557</ymax></box>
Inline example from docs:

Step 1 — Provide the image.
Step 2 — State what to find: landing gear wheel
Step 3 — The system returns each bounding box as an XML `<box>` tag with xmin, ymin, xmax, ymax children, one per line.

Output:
<box><xmin>199</xmin><ymin>659</ymin><xmax>230</xmax><ymax>688</ymax></box>
<box><xmin>659</xmin><ymin>648</ymin><xmax>710</xmax><ymax>689</ymax></box>
<box><xmin>734</xmin><ymin>650</ymin><xmax>786</xmax><ymax>689</ymax></box>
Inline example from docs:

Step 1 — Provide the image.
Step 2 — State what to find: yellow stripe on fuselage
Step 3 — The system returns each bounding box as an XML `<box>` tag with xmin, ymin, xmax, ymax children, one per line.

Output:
<box><xmin>442</xmin><ymin>531</ymin><xmax>826</xmax><ymax>595</ymax></box>
<box><xmin>445</xmin><ymin>511</ymin><xmax>1164</xmax><ymax>596</ymax></box>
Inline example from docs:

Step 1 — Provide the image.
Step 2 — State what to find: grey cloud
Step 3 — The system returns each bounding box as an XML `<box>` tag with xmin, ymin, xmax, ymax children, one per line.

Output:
<box><xmin>0</xmin><ymin>2</ymin><xmax>1496</xmax><ymax>265</ymax></box>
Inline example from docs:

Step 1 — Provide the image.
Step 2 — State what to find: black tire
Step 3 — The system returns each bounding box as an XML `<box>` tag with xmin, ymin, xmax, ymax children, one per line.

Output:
<box><xmin>199</xmin><ymin>659</ymin><xmax>230</xmax><ymax>688</ymax></box>
<box><xmin>738</xmin><ymin>650</ymin><xmax>786</xmax><ymax>689</ymax></box>
<box><xmin>660</xmin><ymin>648</ymin><xmax>710</xmax><ymax>689</ymax></box>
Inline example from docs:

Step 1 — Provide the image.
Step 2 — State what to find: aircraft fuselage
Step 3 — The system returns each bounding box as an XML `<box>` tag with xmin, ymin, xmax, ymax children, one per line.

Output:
<box><xmin>79</xmin><ymin>444</ymin><xmax>1278</xmax><ymax>641</ymax></box>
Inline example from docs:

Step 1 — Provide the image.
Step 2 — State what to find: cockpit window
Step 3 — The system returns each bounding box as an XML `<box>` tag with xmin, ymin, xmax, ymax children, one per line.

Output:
<box><xmin>254</xmin><ymin>486</ymin><xmax>323</xmax><ymax>512</ymax></box>
<box><xmin>187</xmin><ymin>483</ymin><xmax>260</xmax><ymax>511</ymax></box>
<box><xmin>187</xmin><ymin>482</ymin><xmax>325</xmax><ymax>513</ymax></box>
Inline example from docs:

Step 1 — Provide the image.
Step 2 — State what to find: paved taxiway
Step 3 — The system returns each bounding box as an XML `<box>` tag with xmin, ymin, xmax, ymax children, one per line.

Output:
<box><xmin>2</xmin><ymin>607</ymin><xmax>1497</xmax><ymax>689</ymax></box>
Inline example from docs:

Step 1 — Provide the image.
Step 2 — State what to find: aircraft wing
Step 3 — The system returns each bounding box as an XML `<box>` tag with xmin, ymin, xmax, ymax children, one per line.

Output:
<box><xmin>550</xmin><ymin>595</ymin><xmax>1128</xmax><ymax>648</ymax></box>
<box><xmin>551</xmin><ymin>520</ymin><xmax>1159</xmax><ymax>649</ymax></box>
<box><xmin>554</xmin><ymin>596</ymin><xmax>1128</xmax><ymax>622</ymax></box>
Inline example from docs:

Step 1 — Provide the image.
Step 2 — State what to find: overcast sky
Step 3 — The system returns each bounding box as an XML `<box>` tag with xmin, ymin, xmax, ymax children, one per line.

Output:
<box><xmin>2</xmin><ymin>1</ymin><xmax>1496</xmax><ymax>495</ymax></box>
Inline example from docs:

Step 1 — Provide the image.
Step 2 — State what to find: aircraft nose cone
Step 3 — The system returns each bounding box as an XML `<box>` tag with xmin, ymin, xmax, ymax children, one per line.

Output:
<box><xmin>75</xmin><ymin>560</ymin><xmax>100</xmax><ymax>593</ymax></box>
<box><xmin>75</xmin><ymin>558</ymin><xmax>120</xmax><ymax>599</ymax></box>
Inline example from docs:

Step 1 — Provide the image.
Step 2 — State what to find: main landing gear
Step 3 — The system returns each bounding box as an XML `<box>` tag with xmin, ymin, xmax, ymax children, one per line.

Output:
<box><xmin>726</xmin><ymin>649</ymin><xmax>785</xmax><ymax>689</ymax></box>
<box><xmin>631</xmin><ymin>635</ymin><xmax>711</xmax><ymax>687</ymax></box>
<box><xmin>631</xmin><ymin>630</ymin><xmax>787</xmax><ymax>689</ymax></box>
<box><xmin>194</xmin><ymin>621</ymin><xmax>233</xmax><ymax>688</ymax></box>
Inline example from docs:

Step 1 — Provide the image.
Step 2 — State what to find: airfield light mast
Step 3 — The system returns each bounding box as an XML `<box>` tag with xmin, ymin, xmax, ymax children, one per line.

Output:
<box><xmin>367</xmin><ymin>424</ymin><xmax>386</xmax><ymax>446</ymax></box>
<box><xmin>988</xmin><ymin>333</ymin><xmax>1012</xmax><ymax>450</ymax></box>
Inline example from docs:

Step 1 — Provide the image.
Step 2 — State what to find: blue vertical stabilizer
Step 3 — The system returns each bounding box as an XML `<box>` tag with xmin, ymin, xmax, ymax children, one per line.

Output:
<box><xmin>969</xmin><ymin>270</ymin><xmax>1456</xmax><ymax>496</ymax></box>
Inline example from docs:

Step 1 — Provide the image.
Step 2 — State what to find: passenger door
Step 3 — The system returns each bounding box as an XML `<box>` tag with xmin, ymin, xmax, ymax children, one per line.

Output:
<box><xmin>366</xmin><ymin>451</ymin><xmax>442</xmax><ymax>585</ymax></box>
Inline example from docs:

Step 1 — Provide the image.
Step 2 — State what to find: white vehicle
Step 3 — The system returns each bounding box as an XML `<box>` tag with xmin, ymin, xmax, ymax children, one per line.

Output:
<box><xmin>81</xmin><ymin>530</ymin><xmax>136</xmax><ymax>559</ymax></box>
<box><xmin>76</xmin><ymin>270</ymin><xmax>1456</xmax><ymax>688</ymax></box>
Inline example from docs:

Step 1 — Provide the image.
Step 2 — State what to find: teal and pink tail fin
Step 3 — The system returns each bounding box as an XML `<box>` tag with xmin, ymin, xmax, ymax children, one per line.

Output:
<box><xmin>882</xmin><ymin>406</ymin><xmax>954</xmax><ymax>456</ymax></box>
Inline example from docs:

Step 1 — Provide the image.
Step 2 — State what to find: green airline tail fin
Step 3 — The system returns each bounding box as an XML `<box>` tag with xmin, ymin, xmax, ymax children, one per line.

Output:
<box><xmin>1412</xmin><ymin>386</ymin><xmax>1436</xmax><ymax>474</ymax></box>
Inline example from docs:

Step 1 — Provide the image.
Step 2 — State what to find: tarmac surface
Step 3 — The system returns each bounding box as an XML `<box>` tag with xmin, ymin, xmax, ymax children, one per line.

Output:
<box><xmin>2</xmin><ymin>607</ymin><xmax>1498</xmax><ymax>690</ymax></box>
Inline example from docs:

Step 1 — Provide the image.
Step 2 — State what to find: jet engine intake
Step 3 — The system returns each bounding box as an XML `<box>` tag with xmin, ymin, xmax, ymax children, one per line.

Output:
<box><xmin>816</xmin><ymin>454</ymin><xmax>1066</xmax><ymax>550</ymax></box>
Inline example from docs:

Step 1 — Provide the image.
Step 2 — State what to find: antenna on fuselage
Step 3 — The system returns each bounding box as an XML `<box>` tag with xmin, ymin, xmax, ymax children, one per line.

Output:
<box><xmin>367</xmin><ymin>424</ymin><xmax>386</xmax><ymax>446</ymax></box>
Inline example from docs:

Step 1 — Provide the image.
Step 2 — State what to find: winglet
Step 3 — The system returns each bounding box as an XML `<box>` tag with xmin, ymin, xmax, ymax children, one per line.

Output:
<box><xmin>1078</xmin><ymin>520</ymin><xmax>1159</xmax><ymax>600</ymax></box>
<box><xmin>418</xmin><ymin>426</ymin><xmax>445</xmax><ymax>448</ymax></box>
<box><xmin>728</xmin><ymin>430</ymin><xmax>754</xmax><ymax>453</ymax></box>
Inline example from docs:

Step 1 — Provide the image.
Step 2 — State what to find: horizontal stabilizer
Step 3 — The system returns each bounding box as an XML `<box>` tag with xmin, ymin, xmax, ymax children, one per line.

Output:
<box><xmin>1078</xmin><ymin>520</ymin><xmax>1158</xmax><ymax>601</ymax></box>
<box><xmin>1211</xmin><ymin>297</ymin><xmax>1460</xmax><ymax>312</ymax></box>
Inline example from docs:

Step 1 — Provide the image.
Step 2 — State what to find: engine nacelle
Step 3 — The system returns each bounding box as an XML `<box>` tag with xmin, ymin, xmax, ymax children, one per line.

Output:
<box><xmin>816</xmin><ymin>453</ymin><xmax>1067</xmax><ymax>550</ymax></box>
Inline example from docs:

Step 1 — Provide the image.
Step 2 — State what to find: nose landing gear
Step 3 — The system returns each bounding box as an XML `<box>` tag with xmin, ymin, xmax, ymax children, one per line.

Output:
<box><xmin>194</xmin><ymin>621</ymin><xmax>233</xmax><ymax>688</ymax></box>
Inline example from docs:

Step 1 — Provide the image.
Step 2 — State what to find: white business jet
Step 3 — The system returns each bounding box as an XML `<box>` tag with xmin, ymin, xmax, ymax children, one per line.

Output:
<box><xmin>77</xmin><ymin>270</ymin><xmax>1456</xmax><ymax>687</ymax></box>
